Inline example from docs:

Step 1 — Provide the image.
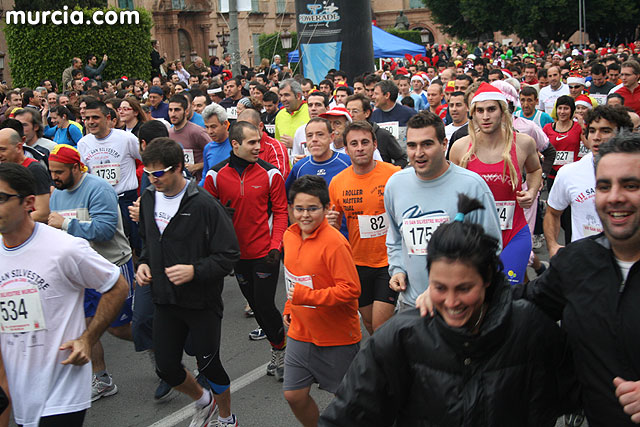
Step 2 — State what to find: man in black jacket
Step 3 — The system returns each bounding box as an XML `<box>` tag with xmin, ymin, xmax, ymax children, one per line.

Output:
<box><xmin>511</xmin><ymin>131</ymin><xmax>640</xmax><ymax>426</ymax></box>
<box><xmin>135</xmin><ymin>137</ymin><xmax>241</xmax><ymax>427</ymax></box>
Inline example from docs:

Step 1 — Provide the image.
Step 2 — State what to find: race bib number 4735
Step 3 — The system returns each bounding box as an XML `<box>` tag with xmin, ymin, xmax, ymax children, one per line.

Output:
<box><xmin>402</xmin><ymin>215</ymin><xmax>449</xmax><ymax>255</ymax></box>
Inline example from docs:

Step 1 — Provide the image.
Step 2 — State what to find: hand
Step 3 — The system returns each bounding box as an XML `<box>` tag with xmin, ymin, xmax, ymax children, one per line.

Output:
<box><xmin>103</xmin><ymin>54</ymin><xmax>108</xmax><ymax>62</ymax></box>
<box><xmin>136</xmin><ymin>263</ymin><xmax>152</xmax><ymax>286</ymax></box>
<box><xmin>60</xmin><ymin>336</ymin><xmax>91</xmax><ymax>365</ymax></box>
<box><xmin>415</xmin><ymin>289</ymin><xmax>435</xmax><ymax>318</ymax></box>
<box><xmin>389</xmin><ymin>272</ymin><xmax>407</xmax><ymax>292</ymax></box>
<box><xmin>326</xmin><ymin>205</ymin><xmax>341</xmax><ymax>229</ymax></box>
<box><xmin>280</xmin><ymin>134</ymin><xmax>293</xmax><ymax>148</ymax></box>
<box><xmin>47</xmin><ymin>212</ymin><xmax>65</xmax><ymax>229</ymax></box>
<box><xmin>287</xmin><ymin>285</ymin><xmax>294</xmax><ymax>301</ymax></box>
<box><xmin>292</xmin><ymin>154</ymin><xmax>305</xmax><ymax>165</ymax></box>
<box><xmin>264</xmin><ymin>249</ymin><xmax>280</xmax><ymax>265</ymax></box>
<box><xmin>128</xmin><ymin>197</ymin><xmax>140</xmax><ymax>223</ymax></box>
<box><xmin>165</xmin><ymin>264</ymin><xmax>194</xmax><ymax>285</ymax></box>
<box><xmin>516</xmin><ymin>190</ymin><xmax>535</xmax><ymax>209</ymax></box>
<box><xmin>547</xmin><ymin>242</ymin><xmax>564</xmax><ymax>259</ymax></box>
<box><xmin>224</xmin><ymin>200</ymin><xmax>235</xmax><ymax>219</ymax></box>
<box><xmin>283</xmin><ymin>313</ymin><xmax>291</xmax><ymax>328</ymax></box>
<box><xmin>185</xmin><ymin>163</ymin><xmax>197</xmax><ymax>173</ymax></box>
<box><xmin>614</xmin><ymin>377</ymin><xmax>640</xmax><ymax>423</ymax></box>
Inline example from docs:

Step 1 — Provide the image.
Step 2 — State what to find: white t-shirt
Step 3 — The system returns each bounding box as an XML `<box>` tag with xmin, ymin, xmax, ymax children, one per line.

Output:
<box><xmin>154</xmin><ymin>181</ymin><xmax>188</xmax><ymax>234</ymax></box>
<box><xmin>616</xmin><ymin>258</ymin><xmax>635</xmax><ymax>282</ymax></box>
<box><xmin>292</xmin><ymin>123</ymin><xmax>310</xmax><ymax>157</ymax></box>
<box><xmin>445</xmin><ymin>122</ymin><xmax>466</xmax><ymax>142</ymax></box>
<box><xmin>0</xmin><ymin>223</ymin><xmax>119</xmax><ymax>426</ymax></box>
<box><xmin>78</xmin><ymin>129</ymin><xmax>142</xmax><ymax>194</ymax></box>
<box><xmin>537</xmin><ymin>83</ymin><xmax>570</xmax><ymax>115</ymax></box>
<box><xmin>547</xmin><ymin>152</ymin><xmax>603</xmax><ymax>241</ymax></box>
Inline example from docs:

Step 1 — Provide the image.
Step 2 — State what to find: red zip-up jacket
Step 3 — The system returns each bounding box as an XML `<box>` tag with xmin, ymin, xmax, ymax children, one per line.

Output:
<box><xmin>204</xmin><ymin>152</ymin><xmax>288</xmax><ymax>260</ymax></box>
<box><xmin>259</xmin><ymin>132</ymin><xmax>291</xmax><ymax>180</ymax></box>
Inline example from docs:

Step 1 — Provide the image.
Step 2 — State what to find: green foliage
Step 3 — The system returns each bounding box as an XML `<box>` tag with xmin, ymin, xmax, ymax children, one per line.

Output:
<box><xmin>14</xmin><ymin>0</ymin><xmax>107</xmax><ymax>10</ymax></box>
<box><xmin>258</xmin><ymin>32</ymin><xmax>298</xmax><ymax>63</ymax></box>
<box><xmin>4</xmin><ymin>7</ymin><xmax>153</xmax><ymax>88</ymax></box>
<box><xmin>385</xmin><ymin>29</ymin><xmax>422</xmax><ymax>45</ymax></box>
<box><xmin>422</xmin><ymin>0</ymin><xmax>640</xmax><ymax>43</ymax></box>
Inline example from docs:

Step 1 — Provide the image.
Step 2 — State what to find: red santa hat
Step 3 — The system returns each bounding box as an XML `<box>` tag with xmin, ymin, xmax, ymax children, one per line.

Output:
<box><xmin>575</xmin><ymin>94</ymin><xmax>594</xmax><ymax>110</ymax></box>
<box><xmin>471</xmin><ymin>82</ymin><xmax>507</xmax><ymax>105</ymax></box>
<box><xmin>567</xmin><ymin>74</ymin><xmax>586</xmax><ymax>86</ymax></box>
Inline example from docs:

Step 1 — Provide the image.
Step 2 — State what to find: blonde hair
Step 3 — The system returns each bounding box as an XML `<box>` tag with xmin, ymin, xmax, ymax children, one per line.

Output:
<box><xmin>460</xmin><ymin>100</ymin><xmax>519</xmax><ymax>191</ymax></box>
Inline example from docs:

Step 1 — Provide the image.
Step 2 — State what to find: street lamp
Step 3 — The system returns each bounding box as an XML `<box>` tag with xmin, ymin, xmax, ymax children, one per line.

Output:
<box><xmin>247</xmin><ymin>48</ymin><xmax>253</xmax><ymax>67</ymax></box>
<box><xmin>217</xmin><ymin>31</ymin><xmax>229</xmax><ymax>53</ymax></box>
<box><xmin>208</xmin><ymin>40</ymin><xmax>218</xmax><ymax>58</ymax></box>
<box><xmin>420</xmin><ymin>29</ymin><xmax>431</xmax><ymax>44</ymax></box>
<box><xmin>180</xmin><ymin>52</ymin><xmax>186</xmax><ymax>63</ymax></box>
<box><xmin>190</xmin><ymin>50</ymin><xmax>197</xmax><ymax>63</ymax></box>
<box><xmin>280</xmin><ymin>30</ymin><xmax>292</xmax><ymax>49</ymax></box>
<box><xmin>0</xmin><ymin>51</ymin><xmax>5</xmax><ymax>81</ymax></box>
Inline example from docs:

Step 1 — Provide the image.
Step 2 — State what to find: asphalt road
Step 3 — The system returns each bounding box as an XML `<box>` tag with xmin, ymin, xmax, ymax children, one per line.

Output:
<box><xmin>10</xmin><ymin>210</ymin><xmax>589</xmax><ymax>426</ymax></box>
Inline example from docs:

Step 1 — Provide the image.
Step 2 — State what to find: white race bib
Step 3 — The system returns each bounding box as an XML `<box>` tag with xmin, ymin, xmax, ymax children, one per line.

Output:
<box><xmin>357</xmin><ymin>212</ymin><xmax>389</xmax><ymax>239</ymax></box>
<box><xmin>284</xmin><ymin>267</ymin><xmax>315</xmax><ymax>308</ymax></box>
<box><xmin>92</xmin><ymin>163</ymin><xmax>121</xmax><ymax>186</ymax></box>
<box><xmin>554</xmin><ymin>151</ymin><xmax>574</xmax><ymax>166</ymax></box>
<box><xmin>591</xmin><ymin>94</ymin><xmax>607</xmax><ymax>105</ymax></box>
<box><xmin>0</xmin><ymin>287</ymin><xmax>46</xmax><ymax>333</ymax></box>
<box><xmin>226</xmin><ymin>107</ymin><xmax>238</xmax><ymax>120</ymax></box>
<box><xmin>57</xmin><ymin>209</ymin><xmax>78</xmax><ymax>220</ymax></box>
<box><xmin>402</xmin><ymin>215</ymin><xmax>449</xmax><ymax>255</ymax></box>
<box><xmin>183</xmin><ymin>149</ymin><xmax>195</xmax><ymax>165</ymax></box>
<box><xmin>495</xmin><ymin>201</ymin><xmax>515</xmax><ymax>230</ymax></box>
<box><xmin>378</xmin><ymin>121</ymin><xmax>399</xmax><ymax>139</ymax></box>
<box><xmin>578</xmin><ymin>142</ymin><xmax>589</xmax><ymax>158</ymax></box>
<box><xmin>583</xmin><ymin>224</ymin><xmax>603</xmax><ymax>237</ymax></box>
<box><xmin>265</xmin><ymin>124</ymin><xmax>276</xmax><ymax>135</ymax></box>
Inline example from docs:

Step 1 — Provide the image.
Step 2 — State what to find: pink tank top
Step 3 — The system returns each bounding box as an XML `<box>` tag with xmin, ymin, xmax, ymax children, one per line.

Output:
<box><xmin>466</xmin><ymin>136</ymin><xmax>527</xmax><ymax>246</ymax></box>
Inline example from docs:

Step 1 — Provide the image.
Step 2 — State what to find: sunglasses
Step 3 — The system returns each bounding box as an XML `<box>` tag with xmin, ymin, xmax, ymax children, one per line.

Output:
<box><xmin>568</xmin><ymin>85</ymin><xmax>583</xmax><ymax>89</ymax></box>
<box><xmin>143</xmin><ymin>165</ymin><xmax>173</xmax><ymax>178</ymax></box>
<box><xmin>0</xmin><ymin>192</ymin><xmax>22</xmax><ymax>204</ymax></box>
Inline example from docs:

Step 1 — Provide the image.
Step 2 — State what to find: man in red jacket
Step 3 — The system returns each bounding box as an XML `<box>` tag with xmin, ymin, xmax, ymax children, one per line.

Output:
<box><xmin>203</xmin><ymin>121</ymin><xmax>289</xmax><ymax>380</ymax></box>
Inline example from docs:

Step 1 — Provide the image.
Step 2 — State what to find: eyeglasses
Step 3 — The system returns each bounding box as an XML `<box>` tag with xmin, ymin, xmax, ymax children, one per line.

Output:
<box><xmin>117</xmin><ymin>107</ymin><xmax>133</xmax><ymax>112</ymax></box>
<box><xmin>293</xmin><ymin>206</ymin><xmax>323</xmax><ymax>214</ymax></box>
<box><xmin>0</xmin><ymin>192</ymin><xmax>22</xmax><ymax>204</ymax></box>
<box><xmin>143</xmin><ymin>165</ymin><xmax>173</xmax><ymax>178</ymax></box>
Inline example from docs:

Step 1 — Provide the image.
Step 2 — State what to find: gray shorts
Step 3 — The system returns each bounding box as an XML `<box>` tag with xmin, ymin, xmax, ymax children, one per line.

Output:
<box><xmin>283</xmin><ymin>337</ymin><xmax>360</xmax><ymax>393</ymax></box>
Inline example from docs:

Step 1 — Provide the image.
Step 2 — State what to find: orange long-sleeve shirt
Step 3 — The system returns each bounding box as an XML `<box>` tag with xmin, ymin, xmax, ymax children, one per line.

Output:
<box><xmin>283</xmin><ymin>219</ymin><xmax>362</xmax><ymax>347</ymax></box>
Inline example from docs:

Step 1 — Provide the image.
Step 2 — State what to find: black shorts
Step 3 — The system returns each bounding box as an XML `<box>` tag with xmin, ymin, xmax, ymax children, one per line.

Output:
<box><xmin>356</xmin><ymin>265</ymin><xmax>398</xmax><ymax>307</ymax></box>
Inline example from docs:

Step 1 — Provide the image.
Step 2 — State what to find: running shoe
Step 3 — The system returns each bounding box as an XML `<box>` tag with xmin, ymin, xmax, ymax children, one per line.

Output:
<box><xmin>189</xmin><ymin>390</ymin><xmax>217</xmax><ymax>427</ymax></box>
<box><xmin>273</xmin><ymin>347</ymin><xmax>285</xmax><ymax>382</ymax></box>
<box><xmin>154</xmin><ymin>379</ymin><xmax>174</xmax><ymax>402</ymax></box>
<box><xmin>266</xmin><ymin>348</ymin><xmax>277</xmax><ymax>376</ymax></box>
<box><xmin>91</xmin><ymin>374</ymin><xmax>118</xmax><ymax>401</ymax></box>
<box><xmin>249</xmin><ymin>327</ymin><xmax>266</xmax><ymax>341</ymax></box>
<box><xmin>532</xmin><ymin>234</ymin><xmax>545</xmax><ymax>250</ymax></box>
<box><xmin>215</xmin><ymin>414</ymin><xmax>238</xmax><ymax>427</ymax></box>
<box><xmin>244</xmin><ymin>302</ymin><xmax>254</xmax><ymax>318</ymax></box>
<box><xmin>535</xmin><ymin>260</ymin><xmax>549</xmax><ymax>276</ymax></box>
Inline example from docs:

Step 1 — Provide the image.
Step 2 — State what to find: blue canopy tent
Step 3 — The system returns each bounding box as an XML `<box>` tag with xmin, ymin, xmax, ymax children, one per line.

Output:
<box><xmin>287</xmin><ymin>24</ymin><xmax>426</xmax><ymax>63</ymax></box>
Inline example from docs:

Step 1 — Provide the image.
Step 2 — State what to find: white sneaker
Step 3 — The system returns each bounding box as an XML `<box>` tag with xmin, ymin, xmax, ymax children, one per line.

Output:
<box><xmin>189</xmin><ymin>390</ymin><xmax>218</xmax><ymax>427</ymax></box>
<box><xmin>91</xmin><ymin>374</ymin><xmax>118</xmax><ymax>402</ymax></box>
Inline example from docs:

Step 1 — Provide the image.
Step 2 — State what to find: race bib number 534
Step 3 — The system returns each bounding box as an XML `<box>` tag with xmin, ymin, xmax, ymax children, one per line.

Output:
<box><xmin>402</xmin><ymin>215</ymin><xmax>449</xmax><ymax>255</ymax></box>
<box><xmin>0</xmin><ymin>287</ymin><xmax>46</xmax><ymax>333</ymax></box>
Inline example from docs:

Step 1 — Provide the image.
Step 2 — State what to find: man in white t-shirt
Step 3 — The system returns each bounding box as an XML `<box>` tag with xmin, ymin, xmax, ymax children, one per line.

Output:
<box><xmin>545</xmin><ymin>106</ymin><xmax>634</xmax><ymax>257</ymax></box>
<box><xmin>291</xmin><ymin>91</ymin><xmax>328</xmax><ymax>163</ymax></box>
<box><xmin>537</xmin><ymin>66</ymin><xmax>570</xmax><ymax>115</ymax></box>
<box><xmin>0</xmin><ymin>162</ymin><xmax>128</xmax><ymax>427</ymax></box>
<box><xmin>77</xmin><ymin>100</ymin><xmax>142</xmax><ymax>249</ymax></box>
<box><xmin>444</xmin><ymin>91</ymin><xmax>468</xmax><ymax>141</ymax></box>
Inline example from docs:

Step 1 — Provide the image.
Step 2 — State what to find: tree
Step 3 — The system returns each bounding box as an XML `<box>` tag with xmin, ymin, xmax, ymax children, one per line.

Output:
<box><xmin>422</xmin><ymin>0</ymin><xmax>640</xmax><ymax>43</ymax></box>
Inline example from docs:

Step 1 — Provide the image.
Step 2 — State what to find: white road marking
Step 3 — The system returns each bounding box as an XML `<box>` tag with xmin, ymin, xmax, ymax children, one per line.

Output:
<box><xmin>148</xmin><ymin>363</ymin><xmax>269</xmax><ymax>427</ymax></box>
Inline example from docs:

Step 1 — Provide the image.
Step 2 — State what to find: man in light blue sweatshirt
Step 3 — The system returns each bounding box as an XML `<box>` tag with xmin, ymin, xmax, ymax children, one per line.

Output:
<box><xmin>47</xmin><ymin>144</ymin><xmax>134</xmax><ymax>402</ymax></box>
<box><xmin>384</xmin><ymin>111</ymin><xmax>502</xmax><ymax>309</ymax></box>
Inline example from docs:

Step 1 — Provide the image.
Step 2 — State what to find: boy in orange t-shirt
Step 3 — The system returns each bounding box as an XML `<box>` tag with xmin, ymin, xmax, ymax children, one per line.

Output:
<box><xmin>328</xmin><ymin>120</ymin><xmax>400</xmax><ymax>334</ymax></box>
<box><xmin>282</xmin><ymin>175</ymin><xmax>361</xmax><ymax>427</ymax></box>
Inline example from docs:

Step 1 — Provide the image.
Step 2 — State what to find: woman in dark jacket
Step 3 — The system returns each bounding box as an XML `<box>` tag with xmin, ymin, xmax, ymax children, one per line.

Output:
<box><xmin>210</xmin><ymin>56</ymin><xmax>224</xmax><ymax>77</ymax></box>
<box><xmin>320</xmin><ymin>195</ymin><xmax>578</xmax><ymax>427</ymax></box>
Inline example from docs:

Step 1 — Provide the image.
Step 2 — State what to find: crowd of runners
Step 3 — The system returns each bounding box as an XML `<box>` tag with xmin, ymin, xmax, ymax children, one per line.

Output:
<box><xmin>0</xmin><ymin>38</ymin><xmax>638</xmax><ymax>427</ymax></box>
